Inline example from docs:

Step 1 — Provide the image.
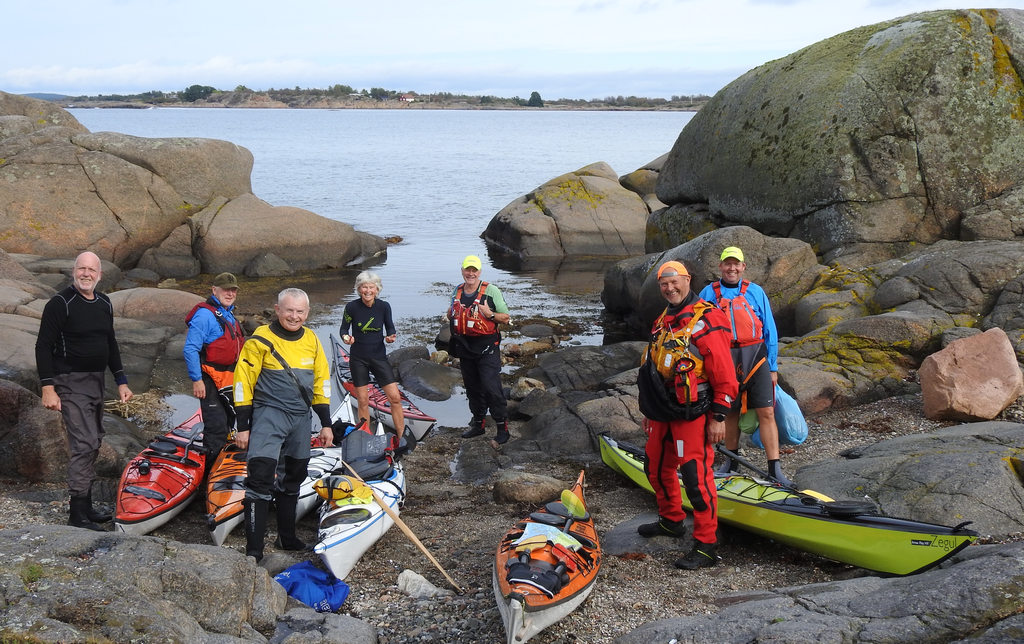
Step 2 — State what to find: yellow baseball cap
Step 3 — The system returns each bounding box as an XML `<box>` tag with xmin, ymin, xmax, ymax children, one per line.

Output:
<box><xmin>462</xmin><ymin>255</ymin><xmax>482</xmax><ymax>269</ymax></box>
<box><xmin>657</xmin><ymin>260</ymin><xmax>690</xmax><ymax>279</ymax></box>
<box><xmin>720</xmin><ymin>246</ymin><xmax>745</xmax><ymax>262</ymax></box>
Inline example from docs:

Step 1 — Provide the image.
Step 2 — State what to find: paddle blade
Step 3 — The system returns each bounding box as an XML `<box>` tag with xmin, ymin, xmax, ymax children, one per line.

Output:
<box><xmin>560</xmin><ymin>489</ymin><xmax>586</xmax><ymax>520</ymax></box>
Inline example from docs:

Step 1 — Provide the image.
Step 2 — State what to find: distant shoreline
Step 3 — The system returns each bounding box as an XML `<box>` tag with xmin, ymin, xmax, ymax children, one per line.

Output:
<box><xmin>63</xmin><ymin>100</ymin><xmax>702</xmax><ymax>112</ymax></box>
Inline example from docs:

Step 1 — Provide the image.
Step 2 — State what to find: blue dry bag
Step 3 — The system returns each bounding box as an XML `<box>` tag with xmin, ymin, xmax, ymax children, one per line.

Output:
<box><xmin>750</xmin><ymin>384</ymin><xmax>808</xmax><ymax>447</ymax></box>
<box><xmin>273</xmin><ymin>560</ymin><xmax>350</xmax><ymax>612</ymax></box>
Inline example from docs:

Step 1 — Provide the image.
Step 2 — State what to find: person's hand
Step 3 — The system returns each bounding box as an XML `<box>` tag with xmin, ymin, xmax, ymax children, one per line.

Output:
<box><xmin>771</xmin><ymin>371</ymin><xmax>779</xmax><ymax>387</ymax></box>
<box><xmin>192</xmin><ymin>380</ymin><xmax>206</xmax><ymax>399</ymax></box>
<box><xmin>235</xmin><ymin>430</ymin><xmax>250</xmax><ymax>450</ymax></box>
<box><xmin>318</xmin><ymin>426</ymin><xmax>334</xmax><ymax>448</ymax></box>
<box><xmin>707</xmin><ymin>416</ymin><xmax>726</xmax><ymax>444</ymax></box>
<box><xmin>41</xmin><ymin>385</ymin><xmax>61</xmax><ymax>411</ymax></box>
<box><xmin>478</xmin><ymin>302</ymin><xmax>493</xmax><ymax>319</ymax></box>
<box><xmin>385</xmin><ymin>334</ymin><xmax>396</xmax><ymax>344</ymax></box>
<box><xmin>118</xmin><ymin>384</ymin><xmax>133</xmax><ymax>403</ymax></box>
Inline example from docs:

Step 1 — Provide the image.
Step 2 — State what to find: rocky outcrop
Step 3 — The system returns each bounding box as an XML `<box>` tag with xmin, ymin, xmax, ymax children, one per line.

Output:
<box><xmin>615</xmin><ymin>541</ymin><xmax>1024</xmax><ymax>644</ymax></box>
<box><xmin>602</xmin><ymin>226</ymin><xmax>822</xmax><ymax>335</ymax></box>
<box><xmin>0</xmin><ymin>379</ymin><xmax>67</xmax><ymax>482</ymax></box>
<box><xmin>654</xmin><ymin>9</ymin><xmax>1024</xmax><ymax>266</ymax></box>
<box><xmin>919</xmin><ymin>328</ymin><xmax>1024</xmax><ymax>420</ymax></box>
<box><xmin>797</xmin><ymin>422</ymin><xmax>1024</xmax><ymax>535</ymax></box>
<box><xmin>482</xmin><ymin>162</ymin><xmax>649</xmax><ymax>260</ymax></box>
<box><xmin>193</xmin><ymin>193</ymin><xmax>381</xmax><ymax>273</ymax></box>
<box><xmin>0</xmin><ymin>92</ymin><xmax>386</xmax><ymax>275</ymax></box>
<box><xmin>0</xmin><ymin>525</ymin><xmax>377</xmax><ymax>642</ymax></box>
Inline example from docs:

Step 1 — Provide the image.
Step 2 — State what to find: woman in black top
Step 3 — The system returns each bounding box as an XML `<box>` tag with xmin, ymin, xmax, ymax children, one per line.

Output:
<box><xmin>340</xmin><ymin>271</ymin><xmax>404</xmax><ymax>439</ymax></box>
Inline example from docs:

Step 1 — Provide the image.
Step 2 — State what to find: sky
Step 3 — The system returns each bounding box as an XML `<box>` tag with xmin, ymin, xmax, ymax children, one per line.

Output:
<box><xmin>5</xmin><ymin>0</ymin><xmax>1018</xmax><ymax>100</ymax></box>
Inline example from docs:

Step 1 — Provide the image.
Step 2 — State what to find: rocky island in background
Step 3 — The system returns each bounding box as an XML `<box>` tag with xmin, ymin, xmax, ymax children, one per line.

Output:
<box><xmin>2</xmin><ymin>7</ymin><xmax>1024</xmax><ymax>643</ymax></box>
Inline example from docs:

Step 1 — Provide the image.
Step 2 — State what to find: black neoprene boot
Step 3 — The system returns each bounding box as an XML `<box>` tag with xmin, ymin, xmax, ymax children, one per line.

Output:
<box><xmin>85</xmin><ymin>490</ymin><xmax>112</xmax><ymax>523</ymax></box>
<box><xmin>637</xmin><ymin>516</ymin><xmax>687</xmax><ymax>538</ymax></box>
<box><xmin>273</xmin><ymin>492</ymin><xmax>310</xmax><ymax>551</ymax></box>
<box><xmin>244</xmin><ymin>497</ymin><xmax>269</xmax><ymax>562</ymax></box>
<box><xmin>494</xmin><ymin>419</ymin><xmax>510</xmax><ymax>445</ymax></box>
<box><xmin>675</xmin><ymin>541</ymin><xmax>719</xmax><ymax>570</ymax></box>
<box><xmin>462</xmin><ymin>416</ymin><xmax>486</xmax><ymax>438</ymax></box>
<box><xmin>68</xmin><ymin>495</ymin><xmax>104</xmax><ymax>532</ymax></box>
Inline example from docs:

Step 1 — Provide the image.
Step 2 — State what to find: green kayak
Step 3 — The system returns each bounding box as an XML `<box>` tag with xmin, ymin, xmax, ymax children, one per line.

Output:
<box><xmin>599</xmin><ymin>434</ymin><xmax>978</xmax><ymax>576</ymax></box>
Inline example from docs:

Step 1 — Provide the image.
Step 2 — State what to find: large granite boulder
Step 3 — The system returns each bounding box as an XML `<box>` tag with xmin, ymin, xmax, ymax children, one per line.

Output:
<box><xmin>0</xmin><ymin>379</ymin><xmax>67</xmax><ymax>482</ymax></box>
<box><xmin>107</xmin><ymin>287</ymin><xmax>203</xmax><ymax>325</ymax></box>
<box><xmin>603</xmin><ymin>226</ymin><xmax>821</xmax><ymax>334</ymax></box>
<box><xmin>482</xmin><ymin>162</ymin><xmax>649</xmax><ymax>260</ymax></box>
<box><xmin>655</xmin><ymin>9</ymin><xmax>1024</xmax><ymax>266</ymax></box>
<box><xmin>193</xmin><ymin>192</ymin><xmax>386</xmax><ymax>273</ymax></box>
<box><xmin>796</xmin><ymin>422</ymin><xmax>1024</xmax><ymax>536</ymax></box>
<box><xmin>0</xmin><ymin>92</ymin><xmax>87</xmax><ymax>135</ymax></box>
<box><xmin>919</xmin><ymin>328</ymin><xmax>1024</xmax><ymax>420</ymax></box>
<box><xmin>0</xmin><ymin>92</ymin><xmax>385</xmax><ymax>276</ymax></box>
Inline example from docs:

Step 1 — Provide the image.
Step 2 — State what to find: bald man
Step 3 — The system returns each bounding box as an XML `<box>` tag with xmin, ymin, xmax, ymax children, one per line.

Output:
<box><xmin>36</xmin><ymin>251</ymin><xmax>133</xmax><ymax>531</ymax></box>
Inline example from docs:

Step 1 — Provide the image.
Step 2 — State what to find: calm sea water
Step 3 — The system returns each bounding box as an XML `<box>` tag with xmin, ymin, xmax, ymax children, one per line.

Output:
<box><xmin>71</xmin><ymin>108</ymin><xmax>692</xmax><ymax>423</ymax></box>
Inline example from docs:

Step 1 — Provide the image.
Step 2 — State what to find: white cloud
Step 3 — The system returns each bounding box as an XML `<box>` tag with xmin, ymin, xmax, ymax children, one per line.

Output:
<box><xmin>1</xmin><ymin>0</ymin><xmax>1009</xmax><ymax>97</ymax></box>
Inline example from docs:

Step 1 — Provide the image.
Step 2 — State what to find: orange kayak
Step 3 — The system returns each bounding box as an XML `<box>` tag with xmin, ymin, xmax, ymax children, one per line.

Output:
<box><xmin>206</xmin><ymin>443</ymin><xmax>248</xmax><ymax>546</ymax></box>
<box><xmin>492</xmin><ymin>471</ymin><xmax>601</xmax><ymax>644</ymax></box>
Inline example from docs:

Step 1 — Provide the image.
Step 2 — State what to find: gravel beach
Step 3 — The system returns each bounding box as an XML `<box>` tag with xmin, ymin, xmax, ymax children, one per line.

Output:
<box><xmin>5</xmin><ymin>390</ymin><xmax>1014</xmax><ymax>643</ymax></box>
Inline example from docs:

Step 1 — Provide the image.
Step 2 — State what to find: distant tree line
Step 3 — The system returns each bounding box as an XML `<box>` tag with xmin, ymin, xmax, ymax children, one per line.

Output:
<box><xmin>59</xmin><ymin>84</ymin><xmax>711</xmax><ymax>110</ymax></box>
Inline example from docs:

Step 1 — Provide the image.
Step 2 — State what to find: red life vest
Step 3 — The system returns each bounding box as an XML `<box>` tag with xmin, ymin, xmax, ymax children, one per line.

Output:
<box><xmin>185</xmin><ymin>299</ymin><xmax>245</xmax><ymax>372</ymax></box>
<box><xmin>450</xmin><ymin>281</ymin><xmax>498</xmax><ymax>336</ymax></box>
<box><xmin>711</xmin><ymin>280</ymin><xmax>764</xmax><ymax>348</ymax></box>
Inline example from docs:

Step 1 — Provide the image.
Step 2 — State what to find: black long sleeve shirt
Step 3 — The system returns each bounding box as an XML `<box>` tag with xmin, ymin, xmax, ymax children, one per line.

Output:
<box><xmin>35</xmin><ymin>285</ymin><xmax>127</xmax><ymax>387</ymax></box>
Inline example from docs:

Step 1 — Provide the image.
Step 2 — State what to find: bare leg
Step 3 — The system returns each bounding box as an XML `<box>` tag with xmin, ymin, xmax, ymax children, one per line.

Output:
<box><xmin>381</xmin><ymin>382</ymin><xmax>405</xmax><ymax>440</ymax></box>
<box><xmin>355</xmin><ymin>385</ymin><xmax>370</xmax><ymax>423</ymax></box>
<box><xmin>755</xmin><ymin>405</ymin><xmax>780</xmax><ymax>461</ymax></box>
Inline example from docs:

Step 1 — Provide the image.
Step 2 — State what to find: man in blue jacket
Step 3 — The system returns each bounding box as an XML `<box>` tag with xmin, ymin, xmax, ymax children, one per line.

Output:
<box><xmin>184</xmin><ymin>272</ymin><xmax>245</xmax><ymax>475</ymax></box>
<box><xmin>698</xmin><ymin>247</ymin><xmax>792</xmax><ymax>486</ymax></box>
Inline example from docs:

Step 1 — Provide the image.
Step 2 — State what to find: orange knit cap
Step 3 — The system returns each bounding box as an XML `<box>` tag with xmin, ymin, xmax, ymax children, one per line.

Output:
<box><xmin>657</xmin><ymin>260</ymin><xmax>690</xmax><ymax>279</ymax></box>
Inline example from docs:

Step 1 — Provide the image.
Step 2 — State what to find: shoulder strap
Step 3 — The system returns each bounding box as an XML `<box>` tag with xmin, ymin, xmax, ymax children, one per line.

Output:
<box><xmin>474</xmin><ymin>282</ymin><xmax>489</xmax><ymax>305</ymax></box>
<box><xmin>739</xmin><ymin>280</ymin><xmax>749</xmax><ymax>295</ymax></box>
<box><xmin>712</xmin><ymin>281</ymin><xmax>723</xmax><ymax>300</ymax></box>
<box><xmin>252</xmin><ymin>335</ymin><xmax>312</xmax><ymax>408</ymax></box>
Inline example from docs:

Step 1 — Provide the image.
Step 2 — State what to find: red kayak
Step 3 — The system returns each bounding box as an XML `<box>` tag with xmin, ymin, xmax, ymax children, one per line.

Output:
<box><xmin>114</xmin><ymin>409</ymin><xmax>205</xmax><ymax>536</ymax></box>
<box><xmin>330</xmin><ymin>333</ymin><xmax>436</xmax><ymax>441</ymax></box>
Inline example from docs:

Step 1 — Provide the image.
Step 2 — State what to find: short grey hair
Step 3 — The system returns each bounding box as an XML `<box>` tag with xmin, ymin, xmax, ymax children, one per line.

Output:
<box><xmin>354</xmin><ymin>271</ymin><xmax>382</xmax><ymax>293</ymax></box>
<box><xmin>277</xmin><ymin>287</ymin><xmax>309</xmax><ymax>306</ymax></box>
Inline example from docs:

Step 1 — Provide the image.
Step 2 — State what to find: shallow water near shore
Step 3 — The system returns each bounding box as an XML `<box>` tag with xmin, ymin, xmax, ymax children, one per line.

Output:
<box><xmin>73</xmin><ymin>108</ymin><xmax>689</xmax><ymax>425</ymax></box>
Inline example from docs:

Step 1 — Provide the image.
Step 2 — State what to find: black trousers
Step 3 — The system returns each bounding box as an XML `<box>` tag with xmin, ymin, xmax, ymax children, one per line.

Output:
<box><xmin>199</xmin><ymin>372</ymin><xmax>234</xmax><ymax>471</ymax></box>
<box><xmin>459</xmin><ymin>349</ymin><xmax>506</xmax><ymax>421</ymax></box>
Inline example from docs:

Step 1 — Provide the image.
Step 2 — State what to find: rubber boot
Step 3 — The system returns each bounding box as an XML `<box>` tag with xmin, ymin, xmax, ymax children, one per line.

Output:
<box><xmin>85</xmin><ymin>490</ymin><xmax>112</xmax><ymax>523</ymax></box>
<box><xmin>273</xmin><ymin>493</ymin><xmax>310</xmax><ymax>551</ymax></box>
<box><xmin>768</xmin><ymin>460</ymin><xmax>794</xmax><ymax>488</ymax></box>
<box><xmin>494</xmin><ymin>419</ymin><xmax>510</xmax><ymax>445</ymax></box>
<box><xmin>244</xmin><ymin>497</ymin><xmax>269</xmax><ymax>562</ymax></box>
<box><xmin>68</xmin><ymin>495</ymin><xmax>104</xmax><ymax>532</ymax></box>
<box><xmin>461</xmin><ymin>416</ymin><xmax>486</xmax><ymax>439</ymax></box>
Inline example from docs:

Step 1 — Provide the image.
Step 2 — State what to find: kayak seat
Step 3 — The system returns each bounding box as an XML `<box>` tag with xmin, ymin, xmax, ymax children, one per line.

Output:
<box><xmin>544</xmin><ymin>501</ymin><xmax>590</xmax><ymax>522</ymax></box>
<box><xmin>341</xmin><ymin>429</ymin><xmax>391</xmax><ymax>480</ymax></box>
<box><xmin>148</xmin><ymin>439</ymin><xmax>182</xmax><ymax>456</ymax></box>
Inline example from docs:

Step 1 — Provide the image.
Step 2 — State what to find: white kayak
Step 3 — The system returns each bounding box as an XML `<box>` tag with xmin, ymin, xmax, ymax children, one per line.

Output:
<box><xmin>312</xmin><ymin>421</ymin><xmax>406</xmax><ymax>580</ymax></box>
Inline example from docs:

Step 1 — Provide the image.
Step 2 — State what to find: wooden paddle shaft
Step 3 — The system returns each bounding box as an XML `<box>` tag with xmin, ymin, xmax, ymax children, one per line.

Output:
<box><xmin>341</xmin><ymin>460</ymin><xmax>463</xmax><ymax>593</ymax></box>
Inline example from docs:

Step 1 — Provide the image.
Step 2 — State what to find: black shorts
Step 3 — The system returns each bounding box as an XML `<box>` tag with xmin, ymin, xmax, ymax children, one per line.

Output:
<box><xmin>349</xmin><ymin>355</ymin><xmax>397</xmax><ymax>388</ymax></box>
<box><xmin>732</xmin><ymin>359</ymin><xmax>775</xmax><ymax>410</ymax></box>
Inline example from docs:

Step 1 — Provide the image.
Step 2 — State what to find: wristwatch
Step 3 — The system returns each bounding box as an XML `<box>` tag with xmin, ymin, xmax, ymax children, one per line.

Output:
<box><xmin>712</xmin><ymin>413</ymin><xmax>726</xmax><ymax>422</ymax></box>
<box><xmin>488</xmin><ymin>313</ymin><xmax>496</xmax><ymax>321</ymax></box>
